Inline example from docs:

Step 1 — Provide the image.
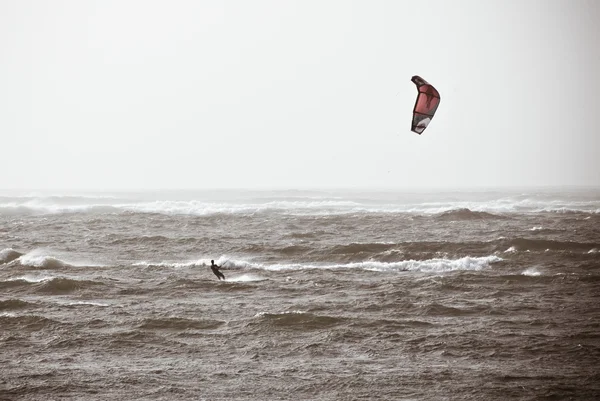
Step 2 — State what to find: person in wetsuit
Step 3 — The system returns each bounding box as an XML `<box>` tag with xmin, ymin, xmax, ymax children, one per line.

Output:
<box><xmin>210</xmin><ymin>260</ymin><xmax>225</xmax><ymax>280</ymax></box>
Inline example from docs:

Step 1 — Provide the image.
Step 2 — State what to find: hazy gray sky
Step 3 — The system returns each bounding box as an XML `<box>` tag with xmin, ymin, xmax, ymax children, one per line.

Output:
<box><xmin>1</xmin><ymin>0</ymin><xmax>599</xmax><ymax>190</ymax></box>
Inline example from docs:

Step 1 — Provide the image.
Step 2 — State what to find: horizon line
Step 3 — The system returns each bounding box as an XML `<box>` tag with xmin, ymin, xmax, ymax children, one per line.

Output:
<box><xmin>1</xmin><ymin>185</ymin><xmax>600</xmax><ymax>193</ymax></box>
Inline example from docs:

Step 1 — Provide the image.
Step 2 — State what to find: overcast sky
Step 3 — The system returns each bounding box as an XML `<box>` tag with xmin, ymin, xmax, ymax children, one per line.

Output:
<box><xmin>1</xmin><ymin>0</ymin><xmax>598</xmax><ymax>190</ymax></box>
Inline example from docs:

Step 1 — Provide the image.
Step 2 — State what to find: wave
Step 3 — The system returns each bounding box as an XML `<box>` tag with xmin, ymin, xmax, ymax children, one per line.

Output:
<box><xmin>145</xmin><ymin>255</ymin><xmax>502</xmax><ymax>273</ymax></box>
<box><xmin>252</xmin><ymin>311</ymin><xmax>345</xmax><ymax>330</ymax></box>
<box><xmin>358</xmin><ymin>255</ymin><xmax>503</xmax><ymax>273</ymax></box>
<box><xmin>0</xmin><ymin>314</ymin><xmax>64</xmax><ymax>331</ymax></box>
<box><xmin>7</xmin><ymin>250</ymin><xmax>105</xmax><ymax>269</ymax></box>
<box><xmin>500</xmin><ymin>238</ymin><xmax>600</xmax><ymax>253</ymax></box>
<box><xmin>278</xmin><ymin>245</ymin><xmax>313</xmax><ymax>256</ymax></box>
<box><xmin>329</xmin><ymin>242</ymin><xmax>395</xmax><ymax>255</ymax></box>
<box><xmin>242</xmin><ymin>240</ymin><xmax>498</xmax><ymax>263</ymax></box>
<box><xmin>418</xmin><ymin>303</ymin><xmax>486</xmax><ymax>317</ymax></box>
<box><xmin>0</xmin><ymin>193</ymin><xmax>126</xmax><ymax>215</ymax></box>
<box><xmin>435</xmin><ymin>208</ymin><xmax>508</xmax><ymax>221</ymax></box>
<box><xmin>14</xmin><ymin>254</ymin><xmax>70</xmax><ymax>269</ymax></box>
<box><xmin>134</xmin><ymin>257</ymin><xmax>259</xmax><ymax>271</ymax></box>
<box><xmin>0</xmin><ymin>275</ymin><xmax>55</xmax><ymax>290</ymax></box>
<box><xmin>226</xmin><ymin>274</ymin><xmax>267</xmax><ymax>282</ymax></box>
<box><xmin>32</xmin><ymin>277</ymin><xmax>104</xmax><ymax>294</ymax></box>
<box><xmin>125</xmin><ymin>199</ymin><xmax>368</xmax><ymax>216</ymax></box>
<box><xmin>3</xmin><ymin>249</ymin><xmax>71</xmax><ymax>269</ymax></box>
<box><xmin>288</xmin><ymin>231</ymin><xmax>325</xmax><ymax>239</ymax></box>
<box><xmin>133</xmin><ymin>260</ymin><xmax>201</xmax><ymax>269</ymax></box>
<box><xmin>2</xmin><ymin>190</ymin><xmax>598</xmax><ymax>216</ymax></box>
<box><xmin>58</xmin><ymin>300</ymin><xmax>112</xmax><ymax>307</ymax></box>
<box><xmin>263</xmin><ymin>255</ymin><xmax>502</xmax><ymax>273</ymax></box>
<box><xmin>5</xmin><ymin>275</ymin><xmax>55</xmax><ymax>283</ymax></box>
<box><xmin>0</xmin><ymin>248</ymin><xmax>22</xmax><ymax>264</ymax></box>
<box><xmin>238</xmin><ymin>244</ymin><xmax>313</xmax><ymax>256</ymax></box>
<box><xmin>108</xmin><ymin>234</ymin><xmax>170</xmax><ymax>244</ymax></box>
<box><xmin>131</xmin><ymin>236</ymin><xmax>595</xmax><ymax>275</ymax></box>
<box><xmin>0</xmin><ymin>299</ymin><xmax>35</xmax><ymax>311</ymax></box>
<box><xmin>351</xmin><ymin>318</ymin><xmax>435</xmax><ymax>330</ymax></box>
<box><xmin>0</xmin><ymin>198</ymin><xmax>365</xmax><ymax>216</ymax></box>
<box><xmin>0</xmin><ymin>193</ymin><xmax>121</xmax><ymax>201</ymax></box>
<box><xmin>138</xmin><ymin>317</ymin><xmax>224</xmax><ymax>331</ymax></box>
<box><xmin>106</xmin><ymin>234</ymin><xmax>203</xmax><ymax>246</ymax></box>
<box><xmin>0</xmin><ymin>201</ymin><xmax>121</xmax><ymax>216</ymax></box>
<box><xmin>522</xmin><ymin>268</ymin><xmax>542</xmax><ymax>276</ymax></box>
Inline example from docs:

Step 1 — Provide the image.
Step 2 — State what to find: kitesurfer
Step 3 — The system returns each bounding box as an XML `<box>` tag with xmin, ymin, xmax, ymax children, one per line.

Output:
<box><xmin>210</xmin><ymin>260</ymin><xmax>225</xmax><ymax>280</ymax></box>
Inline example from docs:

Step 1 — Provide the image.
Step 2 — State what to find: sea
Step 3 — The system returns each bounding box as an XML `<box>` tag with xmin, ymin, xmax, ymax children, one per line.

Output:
<box><xmin>1</xmin><ymin>188</ymin><xmax>599</xmax><ymax>400</ymax></box>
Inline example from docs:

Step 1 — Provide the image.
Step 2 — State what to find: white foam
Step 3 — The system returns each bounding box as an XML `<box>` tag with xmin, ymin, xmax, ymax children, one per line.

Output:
<box><xmin>133</xmin><ymin>260</ymin><xmax>199</xmax><ymax>268</ymax></box>
<box><xmin>0</xmin><ymin>312</ymin><xmax>17</xmax><ymax>317</ymax></box>
<box><xmin>226</xmin><ymin>274</ymin><xmax>266</xmax><ymax>282</ymax></box>
<box><xmin>260</xmin><ymin>255</ymin><xmax>502</xmax><ymax>273</ymax></box>
<box><xmin>504</xmin><ymin>246</ymin><xmax>517</xmax><ymax>253</ymax></box>
<box><xmin>132</xmin><ymin>254</ymin><xmax>503</xmax><ymax>274</ymax></box>
<box><xmin>16</xmin><ymin>249</ymin><xmax>68</xmax><ymax>268</ymax></box>
<box><xmin>134</xmin><ymin>256</ymin><xmax>239</xmax><ymax>269</ymax></box>
<box><xmin>522</xmin><ymin>268</ymin><xmax>541</xmax><ymax>276</ymax></box>
<box><xmin>254</xmin><ymin>310</ymin><xmax>305</xmax><ymax>318</ymax></box>
<box><xmin>133</xmin><ymin>257</ymin><xmax>263</xmax><ymax>271</ymax></box>
<box><xmin>0</xmin><ymin>199</ymin><xmax>119</xmax><ymax>215</ymax></box>
<box><xmin>8</xmin><ymin>275</ymin><xmax>54</xmax><ymax>283</ymax></box>
<box><xmin>366</xmin><ymin>255</ymin><xmax>503</xmax><ymax>273</ymax></box>
<box><xmin>0</xmin><ymin>248</ymin><xmax>18</xmax><ymax>257</ymax></box>
<box><xmin>530</xmin><ymin>226</ymin><xmax>543</xmax><ymax>231</ymax></box>
<box><xmin>63</xmin><ymin>301</ymin><xmax>111</xmax><ymax>307</ymax></box>
<box><xmin>2</xmin><ymin>191</ymin><xmax>599</xmax><ymax>216</ymax></box>
<box><xmin>19</xmin><ymin>255</ymin><xmax>62</xmax><ymax>267</ymax></box>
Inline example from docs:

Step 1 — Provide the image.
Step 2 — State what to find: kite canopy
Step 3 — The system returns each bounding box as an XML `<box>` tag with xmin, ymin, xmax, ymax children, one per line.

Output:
<box><xmin>411</xmin><ymin>75</ymin><xmax>440</xmax><ymax>134</ymax></box>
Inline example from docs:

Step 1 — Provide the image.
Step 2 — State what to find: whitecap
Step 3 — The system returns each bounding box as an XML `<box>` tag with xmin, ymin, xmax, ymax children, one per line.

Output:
<box><xmin>522</xmin><ymin>268</ymin><xmax>541</xmax><ymax>276</ymax></box>
<box><xmin>63</xmin><ymin>301</ymin><xmax>111</xmax><ymax>307</ymax></box>
<box><xmin>0</xmin><ymin>312</ymin><xmax>17</xmax><ymax>317</ymax></box>
<box><xmin>254</xmin><ymin>310</ymin><xmax>305</xmax><ymax>318</ymax></box>
<box><xmin>226</xmin><ymin>274</ymin><xmax>266</xmax><ymax>282</ymax></box>
<box><xmin>8</xmin><ymin>275</ymin><xmax>54</xmax><ymax>283</ymax></box>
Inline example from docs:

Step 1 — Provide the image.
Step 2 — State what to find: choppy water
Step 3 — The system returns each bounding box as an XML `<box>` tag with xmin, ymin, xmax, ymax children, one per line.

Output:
<box><xmin>1</xmin><ymin>189</ymin><xmax>599</xmax><ymax>400</ymax></box>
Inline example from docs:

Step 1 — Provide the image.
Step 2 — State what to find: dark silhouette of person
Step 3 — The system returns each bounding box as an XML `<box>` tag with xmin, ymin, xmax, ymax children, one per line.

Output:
<box><xmin>210</xmin><ymin>260</ymin><xmax>225</xmax><ymax>280</ymax></box>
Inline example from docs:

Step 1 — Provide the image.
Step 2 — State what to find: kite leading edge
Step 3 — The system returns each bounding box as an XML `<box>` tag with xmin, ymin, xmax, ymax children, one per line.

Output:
<box><xmin>411</xmin><ymin>75</ymin><xmax>440</xmax><ymax>135</ymax></box>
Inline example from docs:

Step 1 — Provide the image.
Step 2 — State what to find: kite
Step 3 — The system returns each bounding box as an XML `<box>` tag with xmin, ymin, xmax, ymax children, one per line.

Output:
<box><xmin>411</xmin><ymin>75</ymin><xmax>441</xmax><ymax>134</ymax></box>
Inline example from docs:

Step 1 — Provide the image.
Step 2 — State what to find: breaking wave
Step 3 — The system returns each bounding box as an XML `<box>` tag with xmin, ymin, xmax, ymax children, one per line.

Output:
<box><xmin>358</xmin><ymin>255</ymin><xmax>503</xmax><ymax>273</ymax></box>
<box><xmin>5</xmin><ymin>249</ymin><xmax>106</xmax><ymax>269</ymax></box>
<box><xmin>2</xmin><ymin>191</ymin><xmax>599</xmax><ymax>217</ymax></box>
<box><xmin>226</xmin><ymin>274</ymin><xmax>267</xmax><ymax>282</ymax></box>
<box><xmin>522</xmin><ymin>268</ymin><xmax>542</xmax><ymax>277</ymax></box>
<box><xmin>136</xmin><ymin>255</ymin><xmax>503</xmax><ymax>273</ymax></box>
<box><xmin>16</xmin><ymin>255</ymin><xmax>69</xmax><ymax>269</ymax></box>
<box><xmin>0</xmin><ymin>248</ymin><xmax>22</xmax><ymax>264</ymax></box>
